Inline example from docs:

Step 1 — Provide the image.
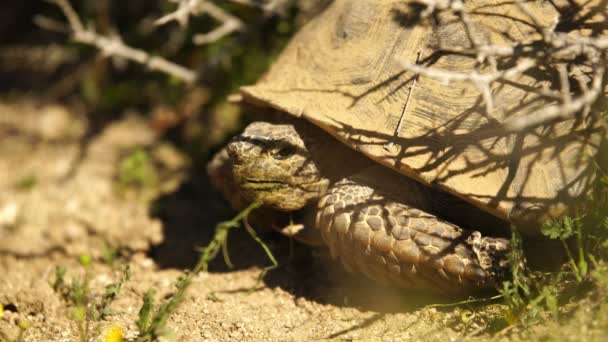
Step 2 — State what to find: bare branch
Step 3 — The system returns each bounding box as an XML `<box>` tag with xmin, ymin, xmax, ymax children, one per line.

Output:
<box><xmin>192</xmin><ymin>3</ymin><xmax>245</xmax><ymax>45</ymax></box>
<box><xmin>49</xmin><ymin>0</ymin><xmax>84</xmax><ymax>32</ymax></box>
<box><xmin>155</xmin><ymin>0</ymin><xmax>202</xmax><ymax>27</ymax></box>
<box><xmin>156</xmin><ymin>0</ymin><xmax>245</xmax><ymax>45</ymax></box>
<box><xmin>502</xmin><ymin>63</ymin><xmax>606</xmax><ymax>132</ymax></box>
<box><xmin>33</xmin><ymin>15</ymin><xmax>70</xmax><ymax>34</ymax></box>
<box><xmin>46</xmin><ymin>0</ymin><xmax>197</xmax><ymax>84</ymax></box>
<box><xmin>411</xmin><ymin>0</ymin><xmax>454</xmax><ymax>18</ymax></box>
<box><xmin>556</xmin><ymin>64</ymin><xmax>572</xmax><ymax>105</ymax></box>
<box><xmin>401</xmin><ymin>58</ymin><xmax>536</xmax><ymax>114</ymax></box>
<box><xmin>229</xmin><ymin>0</ymin><xmax>292</xmax><ymax>16</ymax></box>
<box><xmin>404</xmin><ymin>0</ymin><xmax>608</xmax><ymax>133</ymax></box>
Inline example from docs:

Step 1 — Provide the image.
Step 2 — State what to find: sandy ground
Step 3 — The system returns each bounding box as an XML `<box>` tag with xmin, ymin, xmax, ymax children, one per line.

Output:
<box><xmin>1</xmin><ymin>99</ymin><xmax>607</xmax><ymax>341</ymax></box>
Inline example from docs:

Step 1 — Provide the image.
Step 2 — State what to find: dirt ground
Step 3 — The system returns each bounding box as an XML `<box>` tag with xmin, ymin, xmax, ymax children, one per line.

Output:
<box><xmin>1</xmin><ymin>99</ymin><xmax>607</xmax><ymax>341</ymax></box>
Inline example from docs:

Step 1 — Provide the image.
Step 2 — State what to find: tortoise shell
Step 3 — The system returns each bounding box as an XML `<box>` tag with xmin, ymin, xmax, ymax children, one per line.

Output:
<box><xmin>240</xmin><ymin>0</ymin><xmax>605</xmax><ymax>233</ymax></box>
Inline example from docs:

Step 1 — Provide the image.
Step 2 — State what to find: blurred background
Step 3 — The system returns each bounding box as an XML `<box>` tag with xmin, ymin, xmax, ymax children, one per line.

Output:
<box><xmin>0</xmin><ymin>0</ymin><xmax>341</xmax><ymax>272</ymax></box>
<box><xmin>0</xmin><ymin>0</ymin><xmax>331</xmax><ymax>163</ymax></box>
<box><xmin>0</xmin><ymin>0</ymin><xmax>336</xmax><ymax>261</ymax></box>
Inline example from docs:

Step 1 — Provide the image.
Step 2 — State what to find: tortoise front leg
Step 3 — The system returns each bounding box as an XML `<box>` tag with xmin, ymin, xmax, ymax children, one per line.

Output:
<box><xmin>315</xmin><ymin>178</ymin><xmax>510</xmax><ymax>294</ymax></box>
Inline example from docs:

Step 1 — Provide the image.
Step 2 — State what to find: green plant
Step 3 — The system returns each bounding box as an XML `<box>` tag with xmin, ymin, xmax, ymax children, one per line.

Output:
<box><xmin>542</xmin><ymin>216</ymin><xmax>588</xmax><ymax>282</ymax></box>
<box><xmin>196</xmin><ymin>201</ymin><xmax>263</xmax><ymax>271</ymax></box>
<box><xmin>134</xmin><ymin>200</ymin><xmax>276</xmax><ymax>341</ymax></box>
<box><xmin>495</xmin><ymin>164</ymin><xmax>608</xmax><ymax>332</ymax></box>
<box><xmin>98</xmin><ymin>266</ymin><xmax>131</xmax><ymax>319</ymax></box>
<box><xmin>52</xmin><ymin>256</ymin><xmax>131</xmax><ymax>342</ymax></box>
<box><xmin>136</xmin><ymin>289</ymin><xmax>156</xmax><ymax>334</ymax></box>
<box><xmin>16</xmin><ymin>320</ymin><xmax>29</xmax><ymax>342</ymax></box>
<box><xmin>48</xmin><ymin>201</ymin><xmax>275</xmax><ymax>342</ymax></box>
<box><xmin>14</xmin><ymin>174</ymin><xmax>37</xmax><ymax>191</ymax></box>
<box><xmin>134</xmin><ymin>276</ymin><xmax>189</xmax><ymax>342</ymax></box>
<box><xmin>117</xmin><ymin>149</ymin><xmax>158</xmax><ymax>191</ymax></box>
<box><xmin>102</xmin><ymin>243</ymin><xmax>120</xmax><ymax>266</ymax></box>
<box><xmin>0</xmin><ymin>305</ymin><xmax>30</xmax><ymax>342</ymax></box>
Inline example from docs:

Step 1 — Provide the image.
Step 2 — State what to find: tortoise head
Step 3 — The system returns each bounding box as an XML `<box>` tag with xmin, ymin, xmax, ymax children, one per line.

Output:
<box><xmin>226</xmin><ymin>121</ymin><xmax>330</xmax><ymax>211</ymax></box>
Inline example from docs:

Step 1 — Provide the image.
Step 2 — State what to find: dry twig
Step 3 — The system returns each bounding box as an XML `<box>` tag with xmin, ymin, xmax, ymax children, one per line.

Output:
<box><xmin>229</xmin><ymin>0</ymin><xmax>292</xmax><ymax>16</ymax></box>
<box><xmin>155</xmin><ymin>0</ymin><xmax>292</xmax><ymax>45</ymax></box>
<box><xmin>192</xmin><ymin>2</ymin><xmax>244</xmax><ymax>45</ymax></box>
<box><xmin>401</xmin><ymin>58</ymin><xmax>536</xmax><ymax>114</ymax></box>
<box><xmin>406</xmin><ymin>0</ymin><xmax>608</xmax><ymax>132</ymax></box>
<box><xmin>45</xmin><ymin>0</ymin><xmax>197</xmax><ymax>83</ymax></box>
<box><xmin>155</xmin><ymin>0</ymin><xmax>245</xmax><ymax>45</ymax></box>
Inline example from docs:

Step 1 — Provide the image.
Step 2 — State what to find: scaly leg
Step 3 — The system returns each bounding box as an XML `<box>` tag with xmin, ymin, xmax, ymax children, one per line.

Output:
<box><xmin>316</xmin><ymin>178</ymin><xmax>510</xmax><ymax>294</ymax></box>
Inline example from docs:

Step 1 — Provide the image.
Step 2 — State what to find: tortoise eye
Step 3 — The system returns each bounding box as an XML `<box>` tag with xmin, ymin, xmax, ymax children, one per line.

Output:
<box><xmin>273</xmin><ymin>146</ymin><xmax>296</xmax><ymax>160</ymax></box>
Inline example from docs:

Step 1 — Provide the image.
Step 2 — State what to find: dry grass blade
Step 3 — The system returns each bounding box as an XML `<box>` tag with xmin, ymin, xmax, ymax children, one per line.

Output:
<box><xmin>155</xmin><ymin>0</ymin><xmax>245</xmax><ymax>45</ymax></box>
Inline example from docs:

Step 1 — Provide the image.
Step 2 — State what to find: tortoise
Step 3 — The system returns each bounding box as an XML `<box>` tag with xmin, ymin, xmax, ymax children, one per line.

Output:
<box><xmin>207</xmin><ymin>0</ymin><xmax>604</xmax><ymax>294</ymax></box>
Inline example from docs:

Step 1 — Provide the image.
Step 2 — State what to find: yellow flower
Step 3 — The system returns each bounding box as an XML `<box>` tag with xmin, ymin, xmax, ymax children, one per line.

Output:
<box><xmin>18</xmin><ymin>320</ymin><xmax>30</xmax><ymax>330</ymax></box>
<box><xmin>104</xmin><ymin>325</ymin><xmax>124</xmax><ymax>342</ymax></box>
<box><xmin>79</xmin><ymin>254</ymin><xmax>92</xmax><ymax>267</ymax></box>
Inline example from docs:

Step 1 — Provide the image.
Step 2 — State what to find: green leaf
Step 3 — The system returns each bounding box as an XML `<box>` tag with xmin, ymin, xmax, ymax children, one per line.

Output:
<box><xmin>541</xmin><ymin>217</ymin><xmax>575</xmax><ymax>240</ymax></box>
<box><xmin>136</xmin><ymin>288</ymin><xmax>156</xmax><ymax>334</ymax></box>
<box><xmin>544</xmin><ymin>289</ymin><xmax>558</xmax><ymax>319</ymax></box>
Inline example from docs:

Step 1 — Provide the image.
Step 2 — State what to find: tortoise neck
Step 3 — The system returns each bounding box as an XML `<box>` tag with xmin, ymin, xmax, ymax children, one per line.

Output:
<box><xmin>296</xmin><ymin>121</ymin><xmax>374</xmax><ymax>186</ymax></box>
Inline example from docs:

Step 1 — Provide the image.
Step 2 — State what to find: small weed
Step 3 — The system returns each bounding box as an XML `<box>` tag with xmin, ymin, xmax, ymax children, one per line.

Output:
<box><xmin>590</xmin><ymin>260</ymin><xmax>608</xmax><ymax>295</ymax></box>
<box><xmin>47</xmin><ymin>201</ymin><xmax>272</xmax><ymax>341</ymax></box>
<box><xmin>196</xmin><ymin>200</ymin><xmax>277</xmax><ymax>279</ymax></box>
<box><xmin>494</xmin><ymin>164</ymin><xmax>608</xmax><ymax>334</ymax></box>
<box><xmin>242</xmin><ymin>214</ymin><xmax>279</xmax><ymax>281</ymax></box>
<box><xmin>102</xmin><ymin>243</ymin><xmax>120</xmax><ymax>266</ymax></box>
<box><xmin>98</xmin><ymin>266</ymin><xmax>131</xmax><ymax>320</ymax></box>
<box><xmin>52</xmin><ymin>256</ymin><xmax>131</xmax><ymax>342</ymax></box>
<box><xmin>16</xmin><ymin>321</ymin><xmax>29</xmax><ymax>342</ymax></box>
<box><xmin>134</xmin><ymin>275</ymin><xmax>190</xmax><ymax>342</ymax></box>
<box><xmin>499</xmin><ymin>228</ymin><xmax>538</xmax><ymax>325</ymax></box>
<box><xmin>0</xmin><ymin>315</ymin><xmax>29</xmax><ymax>342</ymax></box>
<box><xmin>542</xmin><ymin>216</ymin><xmax>588</xmax><ymax>282</ymax></box>
<box><xmin>14</xmin><ymin>174</ymin><xmax>37</xmax><ymax>191</ymax></box>
<box><xmin>497</xmin><ymin>230</ymin><xmax>584</xmax><ymax>329</ymax></box>
<box><xmin>53</xmin><ymin>265</ymin><xmax>67</xmax><ymax>292</ymax></box>
<box><xmin>117</xmin><ymin>149</ymin><xmax>158</xmax><ymax>191</ymax></box>
<box><xmin>196</xmin><ymin>201</ymin><xmax>263</xmax><ymax>271</ymax></box>
<box><xmin>134</xmin><ymin>200</ymin><xmax>273</xmax><ymax>341</ymax></box>
<box><xmin>135</xmin><ymin>289</ymin><xmax>156</xmax><ymax>334</ymax></box>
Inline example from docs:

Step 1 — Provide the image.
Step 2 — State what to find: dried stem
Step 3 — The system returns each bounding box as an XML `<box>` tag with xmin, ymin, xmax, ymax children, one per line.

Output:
<box><xmin>45</xmin><ymin>0</ymin><xmax>197</xmax><ymax>83</ymax></box>
<box><xmin>193</xmin><ymin>2</ymin><xmax>245</xmax><ymax>45</ymax></box>
<box><xmin>229</xmin><ymin>0</ymin><xmax>292</xmax><ymax>16</ymax></box>
<box><xmin>406</xmin><ymin>0</ymin><xmax>608</xmax><ymax>132</ymax></box>
<box><xmin>155</xmin><ymin>0</ymin><xmax>245</xmax><ymax>45</ymax></box>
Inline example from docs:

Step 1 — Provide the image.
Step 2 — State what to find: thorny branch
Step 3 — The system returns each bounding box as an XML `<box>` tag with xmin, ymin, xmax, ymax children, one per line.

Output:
<box><xmin>155</xmin><ymin>0</ymin><xmax>290</xmax><ymax>45</ymax></box>
<box><xmin>401</xmin><ymin>58</ymin><xmax>537</xmax><ymax>114</ymax></box>
<box><xmin>44</xmin><ymin>0</ymin><xmax>198</xmax><ymax>84</ymax></box>
<box><xmin>405</xmin><ymin>0</ymin><xmax>608</xmax><ymax>133</ymax></box>
<box><xmin>192</xmin><ymin>2</ymin><xmax>244</xmax><ymax>45</ymax></box>
<box><xmin>229</xmin><ymin>0</ymin><xmax>293</xmax><ymax>16</ymax></box>
<box><xmin>155</xmin><ymin>0</ymin><xmax>245</xmax><ymax>45</ymax></box>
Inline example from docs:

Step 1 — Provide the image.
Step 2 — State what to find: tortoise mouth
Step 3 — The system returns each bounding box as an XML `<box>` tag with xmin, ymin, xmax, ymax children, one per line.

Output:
<box><xmin>241</xmin><ymin>178</ymin><xmax>327</xmax><ymax>193</ymax></box>
<box><xmin>241</xmin><ymin>178</ymin><xmax>289</xmax><ymax>191</ymax></box>
<box><xmin>240</xmin><ymin>177</ymin><xmax>329</xmax><ymax>211</ymax></box>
